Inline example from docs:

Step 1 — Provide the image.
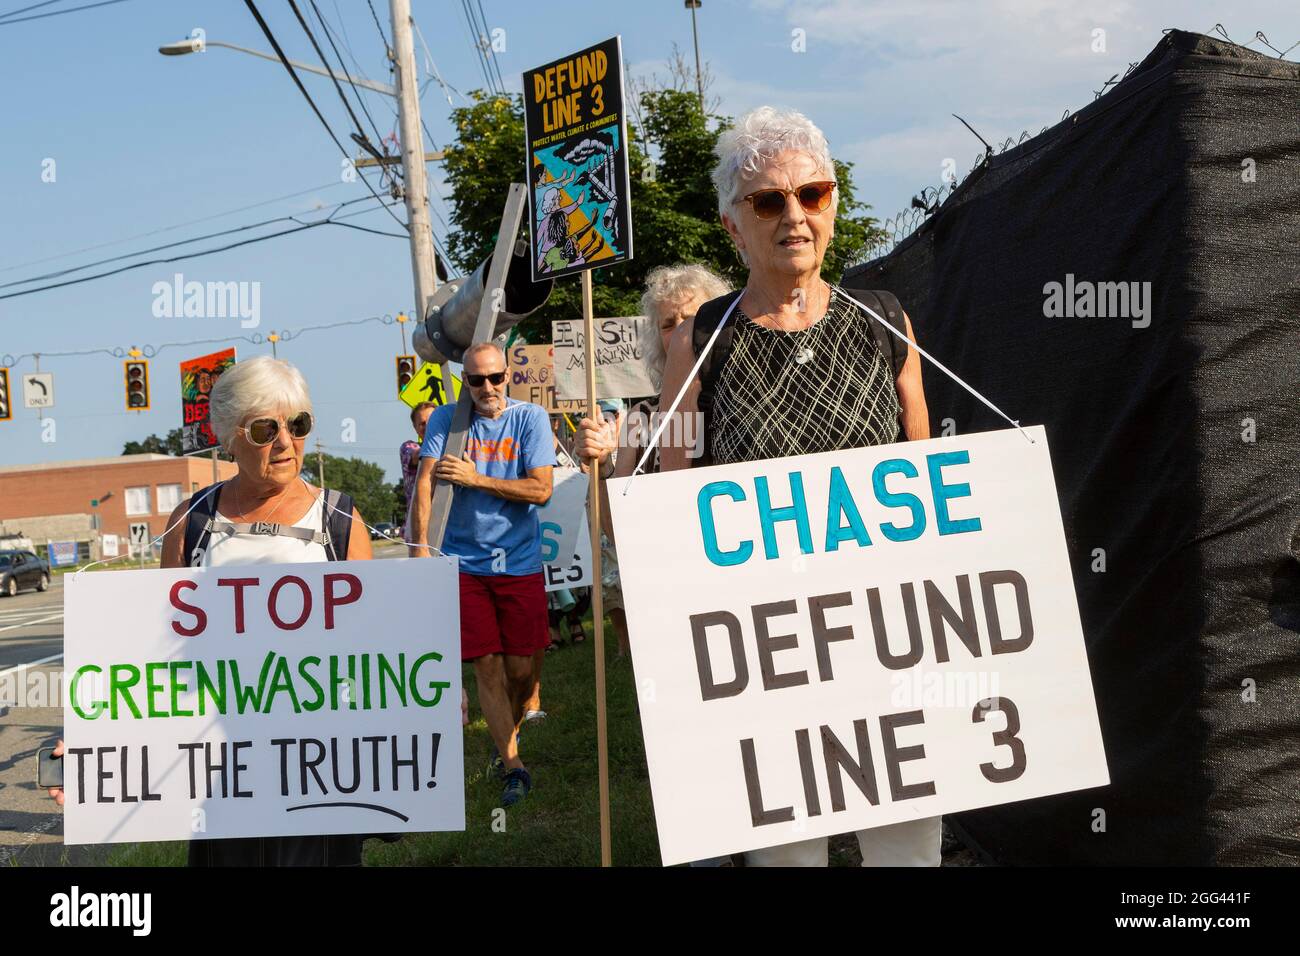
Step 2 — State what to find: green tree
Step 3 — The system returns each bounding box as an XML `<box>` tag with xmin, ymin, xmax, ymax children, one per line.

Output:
<box><xmin>441</xmin><ymin>76</ymin><xmax>885</xmax><ymax>344</ymax></box>
<box><xmin>300</xmin><ymin>454</ymin><xmax>401</xmax><ymax>528</ymax></box>
<box><xmin>123</xmin><ymin>428</ymin><xmax>184</xmax><ymax>456</ymax></box>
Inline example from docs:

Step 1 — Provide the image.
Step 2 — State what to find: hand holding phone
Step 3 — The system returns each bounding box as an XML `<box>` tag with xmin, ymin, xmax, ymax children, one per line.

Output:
<box><xmin>38</xmin><ymin>740</ymin><xmax>65</xmax><ymax>805</ymax></box>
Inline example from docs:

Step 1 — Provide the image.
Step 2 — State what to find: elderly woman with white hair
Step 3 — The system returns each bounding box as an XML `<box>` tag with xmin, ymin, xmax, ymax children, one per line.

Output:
<box><xmin>46</xmin><ymin>357</ymin><xmax>381</xmax><ymax>865</ymax></box>
<box><xmin>161</xmin><ymin>355</ymin><xmax>373</xmax><ymax>866</ymax></box>
<box><xmin>581</xmin><ymin>262</ymin><xmax>730</xmax><ymax>656</ymax></box>
<box><xmin>577</xmin><ymin>106</ymin><xmax>938</xmax><ymax>868</ymax></box>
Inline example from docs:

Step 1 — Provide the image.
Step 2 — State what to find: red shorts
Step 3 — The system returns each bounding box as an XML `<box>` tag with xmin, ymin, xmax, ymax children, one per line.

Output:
<box><xmin>459</xmin><ymin>571</ymin><xmax>550</xmax><ymax>662</ymax></box>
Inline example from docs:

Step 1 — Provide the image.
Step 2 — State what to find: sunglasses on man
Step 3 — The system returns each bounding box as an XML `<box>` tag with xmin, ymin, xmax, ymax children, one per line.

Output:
<box><xmin>465</xmin><ymin>371</ymin><xmax>507</xmax><ymax>388</ymax></box>
<box><xmin>735</xmin><ymin>180</ymin><xmax>836</xmax><ymax>221</ymax></box>
<box><xmin>242</xmin><ymin>411</ymin><xmax>314</xmax><ymax>446</ymax></box>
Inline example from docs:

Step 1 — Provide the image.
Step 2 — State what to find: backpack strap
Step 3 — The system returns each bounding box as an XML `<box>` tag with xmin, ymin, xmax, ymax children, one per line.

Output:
<box><xmin>182</xmin><ymin>482</ymin><xmax>227</xmax><ymax>568</ymax></box>
<box><xmin>838</xmin><ymin>287</ymin><xmax>910</xmax><ymax>382</ymax></box>
<box><xmin>320</xmin><ymin>489</ymin><xmax>355</xmax><ymax>562</ymax></box>
<box><xmin>690</xmin><ymin>290</ymin><xmax>745</xmax><ymax>468</ymax></box>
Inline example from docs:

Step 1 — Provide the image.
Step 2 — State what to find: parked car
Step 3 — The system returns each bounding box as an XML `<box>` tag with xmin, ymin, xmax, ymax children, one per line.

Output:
<box><xmin>370</xmin><ymin>522</ymin><xmax>400</xmax><ymax>542</ymax></box>
<box><xmin>0</xmin><ymin>550</ymin><xmax>50</xmax><ymax>596</ymax></box>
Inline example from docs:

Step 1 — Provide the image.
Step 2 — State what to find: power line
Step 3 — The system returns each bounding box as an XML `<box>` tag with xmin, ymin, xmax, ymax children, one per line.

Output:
<box><xmin>2</xmin><ymin>313</ymin><xmax>402</xmax><ymax>369</ymax></box>
<box><xmin>0</xmin><ymin>0</ymin><xmax>131</xmax><ymax>27</ymax></box>
<box><xmin>365</xmin><ymin>0</ymin><xmax>390</xmax><ymax>51</ymax></box>
<box><xmin>286</xmin><ymin>0</ymin><xmax>382</xmax><ymax>164</ymax></box>
<box><xmin>0</xmin><ymin>1</ymin><xmax>67</xmax><ymax>20</ymax></box>
<box><xmin>0</xmin><ymin>199</ymin><xmax>404</xmax><ymax>302</ymax></box>
<box><xmin>474</xmin><ymin>0</ymin><xmax>506</xmax><ymax>93</ymax></box>
<box><xmin>457</xmin><ymin>0</ymin><xmax>496</xmax><ymax>93</ymax></box>
<box><xmin>1</xmin><ymin>195</ymin><xmax>380</xmax><ymax>290</ymax></box>
<box><xmin>0</xmin><ymin>181</ymin><xmax>349</xmax><ymax>276</ymax></box>
<box><xmin>241</xmin><ymin>0</ymin><xmax>406</xmax><ymax>230</ymax></box>
<box><xmin>312</xmin><ymin>0</ymin><xmax>387</xmax><ymax>156</ymax></box>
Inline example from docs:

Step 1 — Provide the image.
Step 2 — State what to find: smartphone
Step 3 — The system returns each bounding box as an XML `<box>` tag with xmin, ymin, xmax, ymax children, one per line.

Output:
<box><xmin>37</xmin><ymin>746</ymin><xmax>62</xmax><ymax>789</ymax></box>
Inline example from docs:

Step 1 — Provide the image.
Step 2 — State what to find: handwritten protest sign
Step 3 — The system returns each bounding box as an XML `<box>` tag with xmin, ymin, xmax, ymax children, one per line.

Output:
<box><xmin>62</xmin><ymin>557</ymin><xmax>465</xmax><ymax>844</ymax></box>
<box><xmin>553</xmin><ymin>316</ymin><xmax>658</xmax><ymax>400</ymax></box>
<box><xmin>608</xmin><ymin>427</ymin><xmax>1107</xmax><ymax>865</ymax></box>
<box><xmin>508</xmin><ymin>344</ymin><xmax>585</xmax><ymax>414</ymax></box>
<box><xmin>540</xmin><ymin>469</ymin><xmax>592</xmax><ymax>591</ymax></box>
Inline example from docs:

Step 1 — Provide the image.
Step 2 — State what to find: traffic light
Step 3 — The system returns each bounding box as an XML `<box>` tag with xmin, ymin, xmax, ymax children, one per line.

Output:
<box><xmin>124</xmin><ymin>360</ymin><xmax>150</xmax><ymax>410</ymax></box>
<box><xmin>0</xmin><ymin>368</ymin><xmax>10</xmax><ymax>421</ymax></box>
<box><xmin>395</xmin><ymin>355</ymin><xmax>416</xmax><ymax>397</ymax></box>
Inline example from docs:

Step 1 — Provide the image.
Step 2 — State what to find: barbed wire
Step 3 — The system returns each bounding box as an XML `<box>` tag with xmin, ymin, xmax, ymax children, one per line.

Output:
<box><xmin>852</xmin><ymin>25</ymin><xmax>1297</xmax><ymax>267</ymax></box>
<box><xmin>0</xmin><ymin>314</ymin><xmax>398</xmax><ymax>369</ymax></box>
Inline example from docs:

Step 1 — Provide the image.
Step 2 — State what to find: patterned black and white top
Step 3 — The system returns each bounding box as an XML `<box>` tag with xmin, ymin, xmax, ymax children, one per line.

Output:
<box><xmin>708</xmin><ymin>285</ymin><xmax>903</xmax><ymax>466</ymax></box>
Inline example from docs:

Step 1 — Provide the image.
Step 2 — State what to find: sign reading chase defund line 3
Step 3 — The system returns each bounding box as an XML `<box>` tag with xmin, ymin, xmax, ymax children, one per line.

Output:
<box><xmin>523</xmin><ymin>36</ymin><xmax>633</xmax><ymax>283</ymax></box>
<box><xmin>608</xmin><ymin>427</ymin><xmax>1108</xmax><ymax>866</ymax></box>
<box><xmin>62</xmin><ymin>558</ymin><xmax>465</xmax><ymax>845</ymax></box>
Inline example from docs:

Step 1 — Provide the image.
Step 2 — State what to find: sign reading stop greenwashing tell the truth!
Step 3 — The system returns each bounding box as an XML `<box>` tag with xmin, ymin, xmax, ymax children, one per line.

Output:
<box><xmin>62</xmin><ymin>558</ymin><xmax>465</xmax><ymax>844</ymax></box>
<box><xmin>608</xmin><ymin>427</ymin><xmax>1108</xmax><ymax>866</ymax></box>
<box><xmin>523</xmin><ymin>36</ymin><xmax>633</xmax><ymax>283</ymax></box>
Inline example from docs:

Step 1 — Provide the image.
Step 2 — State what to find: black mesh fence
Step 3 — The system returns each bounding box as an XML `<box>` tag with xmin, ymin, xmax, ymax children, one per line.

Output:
<box><xmin>843</xmin><ymin>29</ymin><xmax>1300</xmax><ymax>865</ymax></box>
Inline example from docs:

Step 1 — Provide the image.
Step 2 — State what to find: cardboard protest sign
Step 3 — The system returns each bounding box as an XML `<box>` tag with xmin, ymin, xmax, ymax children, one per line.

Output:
<box><xmin>62</xmin><ymin>557</ymin><xmax>465</xmax><ymax>844</ymax></box>
<box><xmin>180</xmin><ymin>348</ymin><xmax>236</xmax><ymax>454</ymax></box>
<box><xmin>523</xmin><ymin>36</ymin><xmax>633</xmax><ymax>282</ymax></box>
<box><xmin>608</xmin><ymin>427</ymin><xmax>1107</xmax><ymax>865</ymax></box>
<box><xmin>508</xmin><ymin>343</ymin><xmax>585</xmax><ymax>414</ymax></box>
<box><xmin>539</xmin><ymin>468</ymin><xmax>591</xmax><ymax>591</ymax></box>
<box><xmin>553</xmin><ymin>316</ymin><xmax>658</xmax><ymax>400</ymax></box>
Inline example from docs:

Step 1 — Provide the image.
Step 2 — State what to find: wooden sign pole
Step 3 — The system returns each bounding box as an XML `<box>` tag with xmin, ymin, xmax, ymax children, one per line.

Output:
<box><xmin>581</xmin><ymin>267</ymin><xmax>613</xmax><ymax>868</ymax></box>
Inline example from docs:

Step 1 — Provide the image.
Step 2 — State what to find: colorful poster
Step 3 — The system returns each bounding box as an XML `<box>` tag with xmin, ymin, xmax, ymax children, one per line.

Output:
<box><xmin>523</xmin><ymin>36</ymin><xmax>633</xmax><ymax>282</ymax></box>
<box><xmin>180</xmin><ymin>348</ymin><xmax>236</xmax><ymax>454</ymax></box>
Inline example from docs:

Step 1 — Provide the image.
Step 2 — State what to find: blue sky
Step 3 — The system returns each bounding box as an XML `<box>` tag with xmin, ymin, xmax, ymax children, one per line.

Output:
<box><xmin>1</xmin><ymin>0</ymin><xmax>1295</xmax><ymax>483</ymax></box>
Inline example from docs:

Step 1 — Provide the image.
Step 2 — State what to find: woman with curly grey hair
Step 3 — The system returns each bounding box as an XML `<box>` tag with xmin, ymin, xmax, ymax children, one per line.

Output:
<box><xmin>577</xmin><ymin>262</ymin><xmax>730</xmax><ymax>657</ymax></box>
<box><xmin>577</xmin><ymin>106</ymin><xmax>938</xmax><ymax>868</ymax></box>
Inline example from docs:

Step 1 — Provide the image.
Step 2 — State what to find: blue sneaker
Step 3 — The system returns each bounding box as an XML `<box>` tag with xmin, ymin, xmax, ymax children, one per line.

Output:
<box><xmin>487</xmin><ymin>732</ymin><xmax>521</xmax><ymax>780</ymax></box>
<box><xmin>500</xmin><ymin>767</ymin><xmax>531</xmax><ymax>807</ymax></box>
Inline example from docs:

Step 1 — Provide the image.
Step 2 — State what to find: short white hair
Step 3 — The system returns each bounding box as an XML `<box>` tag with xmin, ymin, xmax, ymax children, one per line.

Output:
<box><xmin>209</xmin><ymin>356</ymin><xmax>313</xmax><ymax>448</ymax></box>
<box><xmin>639</xmin><ymin>263</ymin><xmax>731</xmax><ymax>387</ymax></box>
<box><xmin>711</xmin><ymin>106</ymin><xmax>836</xmax><ymax>221</ymax></box>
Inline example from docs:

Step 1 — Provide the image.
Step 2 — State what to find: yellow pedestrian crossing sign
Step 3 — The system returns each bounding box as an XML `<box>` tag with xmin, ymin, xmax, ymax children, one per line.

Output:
<box><xmin>399</xmin><ymin>360</ymin><xmax>462</xmax><ymax>408</ymax></box>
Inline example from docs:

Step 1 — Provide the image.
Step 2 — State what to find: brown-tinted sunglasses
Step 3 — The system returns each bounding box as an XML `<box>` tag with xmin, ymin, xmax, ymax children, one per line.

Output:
<box><xmin>735</xmin><ymin>181</ymin><xmax>836</xmax><ymax>221</ymax></box>
<box><xmin>243</xmin><ymin>411</ymin><xmax>313</xmax><ymax>446</ymax></box>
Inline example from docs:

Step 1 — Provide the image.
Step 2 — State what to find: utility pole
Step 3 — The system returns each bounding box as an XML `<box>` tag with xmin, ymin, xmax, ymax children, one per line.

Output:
<box><xmin>316</xmin><ymin>439</ymin><xmax>325</xmax><ymax>488</ymax></box>
<box><xmin>686</xmin><ymin>0</ymin><xmax>704</xmax><ymax>111</ymax></box>
<box><xmin>389</xmin><ymin>0</ymin><xmax>440</xmax><ymax>324</ymax></box>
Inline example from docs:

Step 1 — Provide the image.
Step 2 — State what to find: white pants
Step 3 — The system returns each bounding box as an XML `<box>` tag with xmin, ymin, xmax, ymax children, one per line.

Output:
<box><xmin>745</xmin><ymin>816</ymin><xmax>943</xmax><ymax>867</ymax></box>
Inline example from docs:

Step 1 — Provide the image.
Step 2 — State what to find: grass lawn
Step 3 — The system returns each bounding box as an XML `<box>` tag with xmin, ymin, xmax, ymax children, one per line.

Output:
<box><xmin>102</xmin><ymin>613</ymin><xmax>663</xmax><ymax>867</ymax></box>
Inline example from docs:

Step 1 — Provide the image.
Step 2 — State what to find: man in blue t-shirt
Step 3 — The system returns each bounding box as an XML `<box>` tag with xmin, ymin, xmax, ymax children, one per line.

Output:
<box><xmin>412</xmin><ymin>342</ymin><xmax>556</xmax><ymax>808</ymax></box>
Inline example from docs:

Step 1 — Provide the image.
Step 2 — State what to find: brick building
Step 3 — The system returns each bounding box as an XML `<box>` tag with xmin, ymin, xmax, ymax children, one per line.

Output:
<box><xmin>0</xmin><ymin>454</ymin><xmax>237</xmax><ymax>561</ymax></box>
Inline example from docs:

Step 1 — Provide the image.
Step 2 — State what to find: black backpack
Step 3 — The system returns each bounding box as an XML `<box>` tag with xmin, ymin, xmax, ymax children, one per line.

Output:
<box><xmin>181</xmin><ymin>480</ymin><xmax>379</xmax><ymax>867</ymax></box>
<box><xmin>182</xmin><ymin>481</ymin><xmax>355</xmax><ymax>567</ymax></box>
<box><xmin>690</xmin><ymin>287</ymin><xmax>910</xmax><ymax>465</ymax></box>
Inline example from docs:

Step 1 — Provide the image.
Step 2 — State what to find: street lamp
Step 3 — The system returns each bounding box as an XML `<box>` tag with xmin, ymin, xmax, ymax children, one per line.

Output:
<box><xmin>158</xmin><ymin>37</ymin><xmax>397</xmax><ymax>97</ymax></box>
<box><xmin>685</xmin><ymin>0</ymin><xmax>704</xmax><ymax>111</ymax></box>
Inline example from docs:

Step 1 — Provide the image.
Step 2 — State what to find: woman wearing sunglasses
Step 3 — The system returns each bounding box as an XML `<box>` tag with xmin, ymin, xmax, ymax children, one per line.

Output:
<box><xmin>161</xmin><ymin>355</ymin><xmax>373</xmax><ymax>865</ymax></box>
<box><xmin>576</xmin><ymin>106</ymin><xmax>937</xmax><ymax>869</ymax></box>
